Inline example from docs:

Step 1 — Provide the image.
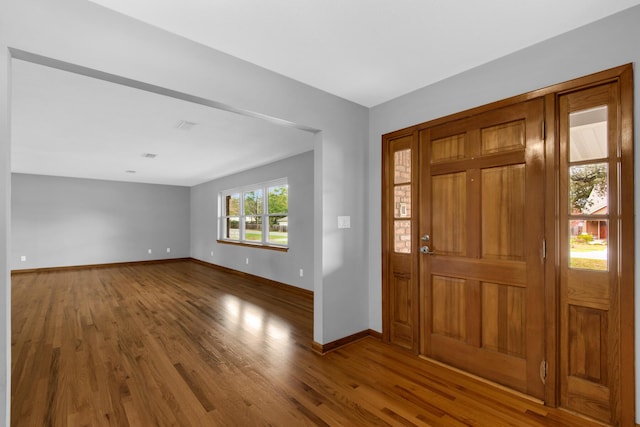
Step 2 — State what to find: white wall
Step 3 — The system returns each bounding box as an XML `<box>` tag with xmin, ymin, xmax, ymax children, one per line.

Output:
<box><xmin>11</xmin><ymin>174</ymin><xmax>190</xmax><ymax>270</ymax></box>
<box><xmin>0</xmin><ymin>7</ymin><xmax>370</xmax><ymax>427</ymax></box>
<box><xmin>191</xmin><ymin>151</ymin><xmax>314</xmax><ymax>291</ymax></box>
<box><xmin>368</xmin><ymin>5</ymin><xmax>640</xmax><ymax>422</ymax></box>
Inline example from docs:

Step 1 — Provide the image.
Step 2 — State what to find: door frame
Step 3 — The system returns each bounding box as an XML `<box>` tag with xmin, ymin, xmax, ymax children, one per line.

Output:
<box><xmin>381</xmin><ymin>63</ymin><xmax>634</xmax><ymax>424</ymax></box>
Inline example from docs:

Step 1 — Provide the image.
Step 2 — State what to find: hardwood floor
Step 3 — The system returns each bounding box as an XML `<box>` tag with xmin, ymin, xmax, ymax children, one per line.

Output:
<box><xmin>11</xmin><ymin>259</ymin><xmax>603</xmax><ymax>426</ymax></box>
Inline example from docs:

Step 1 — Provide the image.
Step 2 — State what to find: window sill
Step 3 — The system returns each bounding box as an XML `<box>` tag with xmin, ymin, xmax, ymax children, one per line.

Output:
<box><xmin>216</xmin><ymin>240</ymin><xmax>289</xmax><ymax>252</ymax></box>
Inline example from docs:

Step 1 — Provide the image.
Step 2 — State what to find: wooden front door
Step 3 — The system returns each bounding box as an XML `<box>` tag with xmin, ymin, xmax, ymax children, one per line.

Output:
<box><xmin>419</xmin><ymin>99</ymin><xmax>546</xmax><ymax>399</ymax></box>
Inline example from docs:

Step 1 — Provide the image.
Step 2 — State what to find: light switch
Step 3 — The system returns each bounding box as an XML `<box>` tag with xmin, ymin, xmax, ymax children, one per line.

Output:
<box><xmin>338</xmin><ymin>216</ymin><xmax>351</xmax><ymax>229</ymax></box>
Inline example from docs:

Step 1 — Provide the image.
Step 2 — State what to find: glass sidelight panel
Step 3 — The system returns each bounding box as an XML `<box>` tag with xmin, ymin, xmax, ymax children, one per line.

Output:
<box><xmin>569</xmin><ymin>219</ymin><xmax>608</xmax><ymax>271</ymax></box>
<box><xmin>567</xmin><ymin>105</ymin><xmax>609</xmax><ymax>272</ymax></box>
<box><xmin>394</xmin><ymin>149</ymin><xmax>411</xmax><ymax>184</ymax></box>
<box><xmin>569</xmin><ymin>106</ymin><xmax>608</xmax><ymax>162</ymax></box>
<box><xmin>394</xmin><ymin>220</ymin><xmax>411</xmax><ymax>254</ymax></box>
<box><xmin>569</xmin><ymin>163</ymin><xmax>608</xmax><ymax>215</ymax></box>
<box><xmin>394</xmin><ymin>185</ymin><xmax>411</xmax><ymax>218</ymax></box>
<box><xmin>394</xmin><ymin>148</ymin><xmax>412</xmax><ymax>253</ymax></box>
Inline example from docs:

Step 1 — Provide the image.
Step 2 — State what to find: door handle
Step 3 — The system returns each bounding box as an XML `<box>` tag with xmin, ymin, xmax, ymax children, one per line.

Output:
<box><xmin>420</xmin><ymin>246</ymin><xmax>433</xmax><ymax>255</ymax></box>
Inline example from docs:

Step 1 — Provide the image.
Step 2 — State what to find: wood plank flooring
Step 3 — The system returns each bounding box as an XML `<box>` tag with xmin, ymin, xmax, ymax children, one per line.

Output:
<box><xmin>11</xmin><ymin>259</ymin><xmax>603</xmax><ymax>426</ymax></box>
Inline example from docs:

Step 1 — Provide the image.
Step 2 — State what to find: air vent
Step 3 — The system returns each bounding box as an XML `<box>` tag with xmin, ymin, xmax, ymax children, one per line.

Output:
<box><xmin>141</xmin><ymin>153</ymin><xmax>157</xmax><ymax>159</ymax></box>
<box><xmin>175</xmin><ymin>120</ymin><xmax>197</xmax><ymax>130</ymax></box>
<box><xmin>125</xmin><ymin>170</ymin><xmax>137</xmax><ymax>174</ymax></box>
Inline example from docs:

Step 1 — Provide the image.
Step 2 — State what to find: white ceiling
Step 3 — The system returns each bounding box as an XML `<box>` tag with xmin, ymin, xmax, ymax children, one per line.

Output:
<box><xmin>11</xmin><ymin>59</ymin><xmax>315</xmax><ymax>186</ymax></box>
<box><xmin>11</xmin><ymin>1</ymin><xmax>640</xmax><ymax>186</ymax></box>
<box><xmin>89</xmin><ymin>0</ymin><xmax>640</xmax><ymax>107</ymax></box>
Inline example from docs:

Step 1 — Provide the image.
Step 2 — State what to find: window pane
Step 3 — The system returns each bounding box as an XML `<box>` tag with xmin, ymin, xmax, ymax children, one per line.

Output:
<box><xmin>570</xmin><ymin>106</ymin><xmax>608</xmax><ymax>162</ymax></box>
<box><xmin>394</xmin><ymin>185</ymin><xmax>411</xmax><ymax>218</ymax></box>
<box><xmin>268</xmin><ymin>185</ymin><xmax>288</xmax><ymax>214</ymax></box>
<box><xmin>394</xmin><ymin>149</ymin><xmax>411</xmax><ymax>184</ymax></box>
<box><xmin>394</xmin><ymin>220</ymin><xmax>411</xmax><ymax>253</ymax></box>
<box><xmin>268</xmin><ymin>215</ymin><xmax>288</xmax><ymax>245</ymax></box>
<box><xmin>244</xmin><ymin>190</ymin><xmax>263</xmax><ymax>215</ymax></box>
<box><xmin>244</xmin><ymin>216</ymin><xmax>262</xmax><ymax>242</ymax></box>
<box><xmin>569</xmin><ymin>163</ymin><xmax>608</xmax><ymax>215</ymax></box>
<box><xmin>569</xmin><ymin>220</ymin><xmax>608</xmax><ymax>271</ymax></box>
<box><xmin>226</xmin><ymin>193</ymin><xmax>240</xmax><ymax>216</ymax></box>
<box><xmin>226</xmin><ymin>216</ymin><xmax>239</xmax><ymax>240</ymax></box>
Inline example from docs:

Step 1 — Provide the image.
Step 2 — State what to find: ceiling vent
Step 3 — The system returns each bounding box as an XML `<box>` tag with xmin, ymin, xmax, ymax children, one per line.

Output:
<box><xmin>175</xmin><ymin>120</ymin><xmax>197</xmax><ymax>130</ymax></box>
<box><xmin>141</xmin><ymin>153</ymin><xmax>158</xmax><ymax>159</ymax></box>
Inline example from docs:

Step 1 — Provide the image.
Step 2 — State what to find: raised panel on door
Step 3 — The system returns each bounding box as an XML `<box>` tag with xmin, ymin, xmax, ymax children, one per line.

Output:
<box><xmin>431</xmin><ymin>276</ymin><xmax>467</xmax><ymax>341</ymax></box>
<box><xmin>482</xmin><ymin>282</ymin><xmax>526</xmax><ymax>358</ymax></box>
<box><xmin>420</xmin><ymin>99</ymin><xmax>545</xmax><ymax>399</ymax></box>
<box><xmin>481</xmin><ymin>164</ymin><xmax>525</xmax><ymax>261</ymax></box>
<box><xmin>431</xmin><ymin>172</ymin><xmax>466</xmax><ymax>256</ymax></box>
<box><xmin>389</xmin><ymin>271</ymin><xmax>414</xmax><ymax>348</ymax></box>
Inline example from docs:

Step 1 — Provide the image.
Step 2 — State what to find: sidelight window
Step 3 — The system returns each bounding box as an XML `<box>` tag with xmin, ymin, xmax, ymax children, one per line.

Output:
<box><xmin>567</xmin><ymin>106</ymin><xmax>609</xmax><ymax>271</ymax></box>
<box><xmin>393</xmin><ymin>149</ymin><xmax>412</xmax><ymax>253</ymax></box>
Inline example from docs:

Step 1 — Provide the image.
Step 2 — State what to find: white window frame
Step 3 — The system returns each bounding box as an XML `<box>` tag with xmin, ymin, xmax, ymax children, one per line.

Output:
<box><xmin>218</xmin><ymin>178</ymin><xmax>289</xmax><ymax>249</ymax></box>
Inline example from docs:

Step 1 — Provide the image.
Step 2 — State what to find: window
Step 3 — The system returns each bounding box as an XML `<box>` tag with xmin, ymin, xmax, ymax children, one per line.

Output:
<box><xmin>219</xmin><ymin>179</ymin><xmax>288</xmax><ymax>248</ymax></box>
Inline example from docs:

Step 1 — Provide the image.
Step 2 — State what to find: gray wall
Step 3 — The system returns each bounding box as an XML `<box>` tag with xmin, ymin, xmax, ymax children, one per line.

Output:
<box><xmin>191</xmin><ymin>151</ymin><xmax>314</xmax><ymax>291</ymax></box>
<box><xmin>368</xmin><ymin>5</ymin><xmax>640</xmax><ymax>421</ymax></box>
<box><xmin>11</xmin><ymin>174</ymin><xmax>190</xmax><ymax>270</ymax></box>
<box><xmin>0</xmin><ymin>1</ymin><xmax>10</xmax><ymax>421</ymax></box>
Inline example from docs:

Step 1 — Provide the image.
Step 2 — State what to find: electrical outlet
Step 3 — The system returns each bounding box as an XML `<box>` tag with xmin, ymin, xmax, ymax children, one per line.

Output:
<box><xmin>211</xmin><ymin>251</ymin><xmax>214</xmax><ymax>257</ymax></box>
<box><xmin>299</xmin><ymin>269</ymin><xmax>304</xmax><ymax>277</ymax></box>
<box><xmin>148</xmin><ymin>249</ymin><xmax>152</xmax><ymax>254</ymax></box>
<box><xmin>166</xmin><ymin>247</ymin><xmax>171</xmax><ymax>253</ymax></box>
<box><xmin>20</xmin><ymin>255</ymin><xmax>26</xmax><ymax>262</ymax></box>
<box><xmin>245</xmin><ymin>258</ymin><xmax>249</xmax><ymax>265</ymax></box>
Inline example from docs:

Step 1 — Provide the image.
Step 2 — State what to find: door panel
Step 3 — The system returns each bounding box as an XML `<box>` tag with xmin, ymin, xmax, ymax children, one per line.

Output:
<box><xmin>431</xmin><ymin>134</ymin><xmax>466</xmax><ymax>162</ymax></box>
<box><xmin>481</xmin><ymin>120</ymin><xmax>525</xmax><ymax>154</ymax></box>
<box><xmin>432</xmin><ymin>276</ymin><xmax>467</xmax><ymax>340</ymax></box>
<box><xmin>420</xmin><ymin>99</ymin><xmax>545</xmax><ymax>399</ymax></box>
<box><xmin>482</xmin><ymin>282</ymin><xmax>526</xmax><ymax>358</ymax></box>
<box><xmin>481</xmin><ymin>164</ymin><xmax>525</xmax><ymax>261</ymax></box>
<box><xmin>382</xmin><ymin>134</ymin><xmax>419</xmax><ymax>351</ymax></box>
<box><xmin>431</xmin><ymin>173</ymin><xmax>466</xmax><ymax>256</ymax></box>
<box><xmin>558</xmin><ymin>83</ymin><xmax>620</xmax><ymax>424</ymax></box>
